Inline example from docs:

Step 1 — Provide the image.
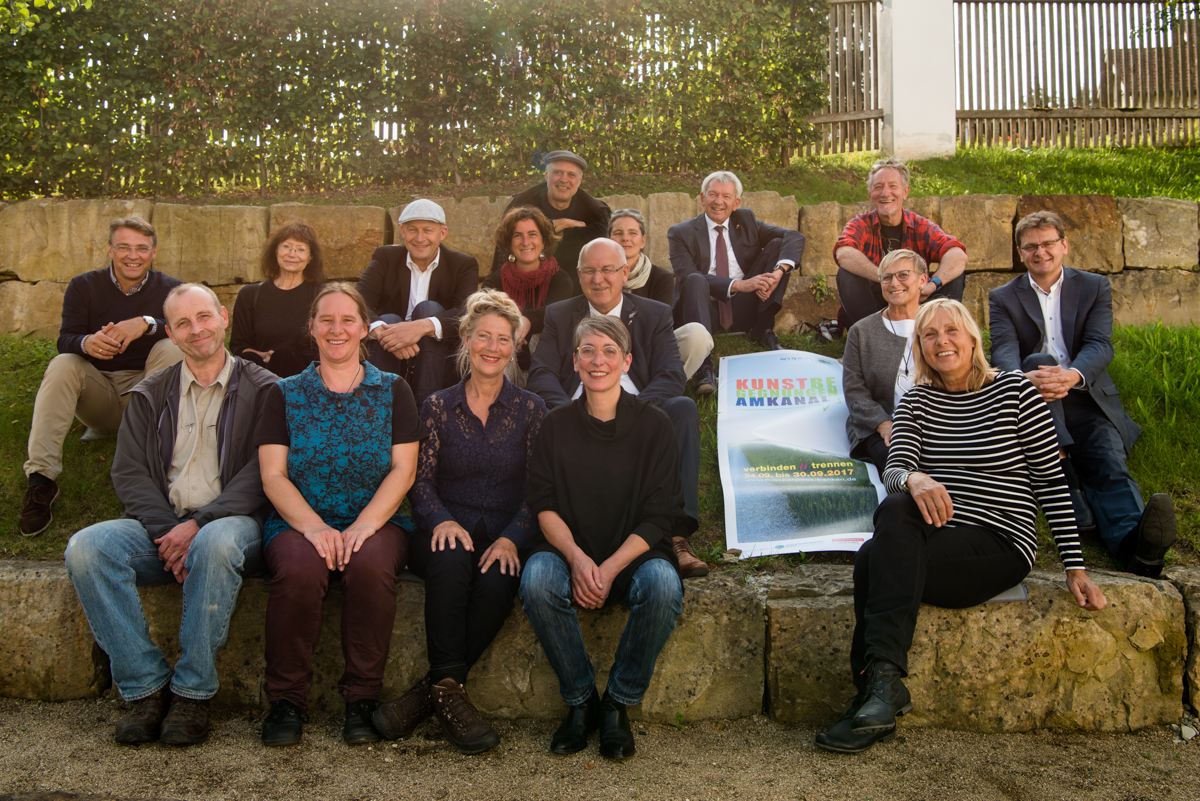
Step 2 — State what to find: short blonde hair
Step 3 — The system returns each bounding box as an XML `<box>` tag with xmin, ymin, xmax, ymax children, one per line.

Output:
<box><xmin>877</xmin><ymin>248</ymin><xmax>928</xmax><ymax>282</ymax></box>
<box><xmin>455</xmin><ymin>290</ymin><xmax>523</xmax><ymax>376</ymax></box>
<box><xmin>912</xmin><ymin>299</ymin><xmax>996</xmax><ymax>392</ymax></box>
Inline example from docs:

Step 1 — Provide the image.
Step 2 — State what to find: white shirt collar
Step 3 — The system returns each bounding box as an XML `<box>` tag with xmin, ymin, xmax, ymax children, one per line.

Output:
<box><xmin>407</xmin><ymin>249</ymin><xmax>441</xmax><ymax>274</ymax></box>
<box><xmin>1027</xmin><ymin>269</ymin><xmax>1064</xmax><ymax>297</ymax></box>
<box><xmin>587</xmin><ymin>296</ymin><xmax>624</xmax><ymax>319</ymax></box>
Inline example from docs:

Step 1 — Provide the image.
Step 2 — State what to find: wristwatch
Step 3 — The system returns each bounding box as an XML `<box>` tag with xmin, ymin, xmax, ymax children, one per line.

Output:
<box><xmin>930</xmin><ymin>276</ymin><xmax>943</xmax><ymax>289</ymax></box>
<box><xmin>142</xmin><ymin>315</ymin><xmax>157</xmax><ymax>335</ymax></box>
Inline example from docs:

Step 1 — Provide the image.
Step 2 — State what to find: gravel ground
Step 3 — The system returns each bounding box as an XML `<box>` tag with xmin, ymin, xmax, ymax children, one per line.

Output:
<box><xmin>3</xmin><ymin>698</ymin><xmax>1200</xmax><ymax>801</ymax></box>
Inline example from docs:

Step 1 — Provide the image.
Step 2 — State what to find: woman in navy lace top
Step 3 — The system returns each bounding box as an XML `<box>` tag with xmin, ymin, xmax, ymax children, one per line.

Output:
<box><xmin>371</xmin><ymin>290</ymin><xmax>545</xmax><ymax>755</ymax></box>
<box><xmin>254</xmin><ymin>283</ymin><xmax>425</xmax><ymax>749</ymax></box>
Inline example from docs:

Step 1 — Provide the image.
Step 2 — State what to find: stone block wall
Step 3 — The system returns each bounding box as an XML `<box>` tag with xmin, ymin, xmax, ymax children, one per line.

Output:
<box><xmin>0</xmin><ymin>191</ymin><xmax>1196</xmax><ymax>340</ymax></box>
<box><xmin>3</xmin><ymin>562</ymin><xmax>1197</xmax><ymax>733</ymax></box>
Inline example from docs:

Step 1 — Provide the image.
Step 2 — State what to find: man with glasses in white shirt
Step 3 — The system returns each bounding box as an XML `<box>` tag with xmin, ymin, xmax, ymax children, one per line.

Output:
<box><xmin>989</xmin><ymin>210</ymin><xmax>1176</xmax><ymax>578</ymax></box>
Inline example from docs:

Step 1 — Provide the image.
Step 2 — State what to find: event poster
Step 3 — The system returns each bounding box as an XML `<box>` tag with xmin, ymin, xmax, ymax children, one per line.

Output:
<box><xmin>717</xmin><ymin>350</ymin><xmax>886</xmax><ymax>557</ymax></box>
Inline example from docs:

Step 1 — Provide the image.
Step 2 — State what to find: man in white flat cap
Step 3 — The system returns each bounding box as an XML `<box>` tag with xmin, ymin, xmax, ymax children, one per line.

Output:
<box><xmin>357</xmin><ymin>199</ymin><xmax>481</xmax><ymax>405</ymax></box>
<box><xmin>490</xmin><ymin>150</ymin><xmax>611</xmax><ymax>294</ymax></box>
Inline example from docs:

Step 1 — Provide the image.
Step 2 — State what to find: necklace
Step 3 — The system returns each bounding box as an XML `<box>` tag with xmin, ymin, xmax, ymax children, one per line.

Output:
<box><xmin>882</xmin><ymin>308</ymin><xmax>913</xmax><ymax>380</ymax></box>
<box><xmin>318</xmin><ymin>362</ymin><xmax>363</xmax><ymax>394</ymax></box>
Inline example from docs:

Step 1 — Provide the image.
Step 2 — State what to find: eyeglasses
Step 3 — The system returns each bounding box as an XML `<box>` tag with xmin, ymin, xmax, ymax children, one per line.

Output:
<box><xmin>880</xmin><ymin>270</ymin><xmax>916</xmax><ymax>285</ymax></box>
<box><xmin>113</xmin><ymin>245</ymin><xmax>153</xmax><ymax>256</ymax></box>
<box><xmin>578</xmin><ymin>266</ymin><xmax>625</xmax><ymax>277</ymax></box>
<box><xmin>1018</xmin><ymin>238</ymin><xmax>1063</xmax><ymax>254</ymax></box>
<box><xmin>575</xmin><ymin>345</ymin><xmax>623</xmax><ymax>361</ymax></box>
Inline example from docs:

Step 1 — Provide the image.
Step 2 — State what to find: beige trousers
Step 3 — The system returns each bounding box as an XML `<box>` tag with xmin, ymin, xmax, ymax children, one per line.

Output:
<box><xmin>24</xmin><ymin>339</ymin><xmax>183</xmax><ymax>480</ymax></box>
<box><xmin>674</xmin><ymin>322</ymin><xmax>714</xmax><ymax>379</ymax></box>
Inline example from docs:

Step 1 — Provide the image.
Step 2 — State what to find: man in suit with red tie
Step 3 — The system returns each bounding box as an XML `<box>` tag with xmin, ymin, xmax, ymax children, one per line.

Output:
<box><xmin>667</xmin><ymin>171</ymin><xmax>805</xmax><ymax>394</ymax></box>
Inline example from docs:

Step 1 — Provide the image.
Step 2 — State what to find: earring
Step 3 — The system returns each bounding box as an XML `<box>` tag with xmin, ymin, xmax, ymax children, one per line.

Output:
<box><xmin>507</xmin><ymin>254</ymin><xmax>516</xmax><ymax>263</ymax></box>
<box><xmin>538</xmin><ymin>252</ymin><xmax>544</xmax><ymax>261</ymax></box>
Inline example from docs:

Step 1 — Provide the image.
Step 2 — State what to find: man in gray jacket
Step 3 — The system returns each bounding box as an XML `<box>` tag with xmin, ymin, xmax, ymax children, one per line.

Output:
<box><xmin>65</xmin><ymin>283</ymin><xmax>277</xmax><ymax>746</ymax></box>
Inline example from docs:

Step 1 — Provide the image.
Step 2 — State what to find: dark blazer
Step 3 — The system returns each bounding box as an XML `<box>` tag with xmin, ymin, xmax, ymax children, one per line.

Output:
<box><xmin>356</xmin><ymin>244</ymin><xmax>480</xmax><ymax>339</ymax></box>
<box><xmin>666</xmin><ymin>209</ymin><xmax>805</xmax><ymax>308</ymax></box>
<box><xmin>527</xmin><ymin>292</ymin><xmax>686</xmax><ymax>410</ymax></box>
<box><xmin>988</xmin><ymin>266</ymin><xmax>1141</xmax><ymax>453</ymax></box>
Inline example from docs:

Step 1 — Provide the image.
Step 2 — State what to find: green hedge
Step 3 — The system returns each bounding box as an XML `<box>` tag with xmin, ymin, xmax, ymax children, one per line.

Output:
<box><xmin>1</xmin><ymin>0</ymin><xmax>829</xmax><ymax>198</ymax></box>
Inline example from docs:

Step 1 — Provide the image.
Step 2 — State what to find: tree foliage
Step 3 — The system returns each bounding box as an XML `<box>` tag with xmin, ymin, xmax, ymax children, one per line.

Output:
<box><xmin>1</xmin><ymin>0</ymin><xmax>830</xmax><ymax>198</ymax></box>
<box><xmin>1</xmin><ymin>0</ymin><xmax>90</xmax><ymax>35</ymax></box>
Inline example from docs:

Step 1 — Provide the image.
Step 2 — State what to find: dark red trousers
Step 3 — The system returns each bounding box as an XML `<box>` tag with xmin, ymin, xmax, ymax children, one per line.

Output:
<box><xmin>264</xmin><ymin>525</ymin><xmax>407</xmax><ymax>708</ymax></box>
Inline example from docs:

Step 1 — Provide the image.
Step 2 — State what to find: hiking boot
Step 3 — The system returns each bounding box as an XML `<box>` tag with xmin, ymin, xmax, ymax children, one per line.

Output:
<box><xmin>159</xmin><ymin>693</ymin><xmax>210</xmax><ymax>746</ymax></box>
<box><xmin>19</xmin><ymin>480</ymin><xmax>59</xmax><ymax>537</ymax></box>
<box><xmin>372</xmin><ymin>675</ymin><xmax>434</xmax><ymax>740</ymax></box>
<box><xmin>113</xmin><ymin>688</ymin><xmax>170</xmax><ymax>744</ymax></box>
<box><xmin>431</xmin><ymin>678</ymin><xmax>500</xmax><ymax>755</ymax></box>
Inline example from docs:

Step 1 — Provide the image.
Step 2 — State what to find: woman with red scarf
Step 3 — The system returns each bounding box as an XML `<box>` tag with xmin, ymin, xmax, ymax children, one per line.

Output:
<box><xmin>482</xmin><ymin>207</ymin><xmax>575</xmax><ymax>383</ymax></box>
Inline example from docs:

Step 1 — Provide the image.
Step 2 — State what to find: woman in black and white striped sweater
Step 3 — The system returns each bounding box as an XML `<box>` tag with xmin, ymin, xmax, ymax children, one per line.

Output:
<box><xmin>817</xmin><ymin>298</ymin><xmax>1108</xmax><ymax>755</ymax></box>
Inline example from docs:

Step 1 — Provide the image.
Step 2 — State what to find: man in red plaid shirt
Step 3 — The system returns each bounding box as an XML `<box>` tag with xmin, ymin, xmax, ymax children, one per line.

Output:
<box><xmin>833</xmin><ymin>158</ymin><xmax>968</xmax><ymax>329</ymax></box>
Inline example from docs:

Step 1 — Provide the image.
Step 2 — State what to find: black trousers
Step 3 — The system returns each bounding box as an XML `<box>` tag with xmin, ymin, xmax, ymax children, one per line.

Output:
<box><xmin>856</xmin><ymin>431</ymin><xmax>890</xmax><ymax>473</ymax></box>
<box><xmin>407</xmin><ymin>521</ymin><xmax>521</xmax><ymax>685</ymax></box>
<box><xmin>837</xmin><ymin>269</ymin><xmax>966</xmax><ymax>329</ymax></box>
<box><xmin>673</xmin><ymin>237</ymin><xmax>792</xmax><ymax>342</ymax></box>
<box><xmin>851</xmin><ymin>493</ymin><xmax>1030</xmax><ymax>679</ymax></box>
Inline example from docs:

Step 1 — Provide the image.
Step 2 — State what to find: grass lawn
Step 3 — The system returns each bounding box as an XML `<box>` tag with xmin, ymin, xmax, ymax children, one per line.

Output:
<box><xmin>2</xmin><ymin>324</ymin><xmax>1196</xmax><ymax>575</ymax></box>
<box><xmin>77</xmin><ymin>145</ymin><xmax>1200</xmax><ymax>211</ymax></box>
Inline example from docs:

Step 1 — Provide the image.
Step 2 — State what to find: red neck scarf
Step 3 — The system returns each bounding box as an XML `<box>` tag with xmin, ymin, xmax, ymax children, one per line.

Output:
<box><xmin>501</xmin><ymin>257</ymin><xmax>560</xmax><ymax>311</ymax></box>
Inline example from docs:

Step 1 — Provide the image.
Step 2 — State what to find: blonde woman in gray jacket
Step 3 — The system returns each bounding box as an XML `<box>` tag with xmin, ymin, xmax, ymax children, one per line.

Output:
<box><xmin>842</xmin><ymin>249</ymin><xmax>929</xmax><ymax>470</ymax></box>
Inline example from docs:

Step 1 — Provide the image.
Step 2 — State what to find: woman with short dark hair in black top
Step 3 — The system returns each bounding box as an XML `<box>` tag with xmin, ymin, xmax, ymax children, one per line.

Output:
<box><xmin>231</xmin><ymin>222</ymin><xmax>326</xmax><ymax>378</ymax></box>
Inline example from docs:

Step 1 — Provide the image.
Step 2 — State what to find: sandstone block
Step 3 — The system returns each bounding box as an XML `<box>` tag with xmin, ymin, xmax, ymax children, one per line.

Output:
<box><xmin>471</xmin><ymin>572</ymin><xmax>765</xmax><ymax>723</ymax></box>
<box><xmin>133</xmin><ymin>571</ymin><xmax>762</xmax><ymax>722</ymax></box>
<box><xmin>1110</xmin><ymin>269</ymin><xmax>1200</xmax><ymax>327</ymax></box>
<box><xmin>1164</xmin><ymin>567</ymin><xmax>1200</xmax><ymax>709</ymax></box>
<box><xmin>767</xmin><ymin>568</ymin><xmax>1184</xmax><ymax>732</ymax></box>
<box><xmin>0</xmin><ymin>199</ymin><xmax>155</xmax><ymax>283</ymax></box>
<box><xmin>777</xmin><ymin>274</ymin><xmax>841</xmax><ymax>331</ymax></box>
<box><xmin>152</xmin><ymin>204</ymin><xmax>269</xmax><ymax>286</ymax></box>
<box><xmin>269</xmin><ymin>204</ymin><xmax>386</xmax><ymax>281</ymax></box>
<box><xmin>0</xmin><ymin>280</ymin><xmax>68</xmax><ymax>339</ymax></box>
<box><xmin>797</xmin><ymin>201</ymin><xmax>871</xmax><ymax>277</ymax></box>
<box><xmin>210</xmin><ymin>284</ymin><xmax>244</xmax><ymax>318</ymax></box>
<box><xmin>1017</xmin><ymin>195</ymin><xmax>1123</xmax><ymax>273</ymax></box>
<box><xmin>741</xmin><ymin>191</ymin><xmax>800</xmax><ymax>231</ymax></box>
<box><xmin>646</xmin><ymin>192</ymin><xmax>701</xmax><ymax>267</ymax></box>
<box><xmin>0</xmin><ymin>561</ymin><xmax>104</xmax><ymax>701</ymax></box>
<box><xmin>907</xmin><ymin>195</ymin><xmax>941</xmax><ymax>224</ymax></box>
<box><xmin>1119</xmin><ymin>197</ymin><xmax>1200</xmax><ymax>270</ymax></box>
<box><xmin>391</xmin><ymin>196</ymin><xmax>505</xmax><ymax>277</ymax></box>
<box><xmin>939</xmin><ymin>194</ymin><xmax>1019</xmax><ymax>273</ymax></box>
<box><xmin>961</xmin><ymin>270</ymin><xmax>1017</xmax><ymax>331</ymax></box>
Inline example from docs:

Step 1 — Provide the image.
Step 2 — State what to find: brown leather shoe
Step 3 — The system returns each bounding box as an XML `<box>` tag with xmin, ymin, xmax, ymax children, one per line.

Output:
<box><xmin>431</xmin><ymin>678</ymin><xmax>500</xmax><ymax>755</ymax></box>
<box><xmin>372</xmin><ymin>675</ymin><xmax>434</xmax><ymax>740</ymax></box>
<box><xmin>114</xmin><ymin>688</ymin><xmax>170</xmax><ymax>744</ymax></box>
<box><xmin>19</xmin><ymin>481</ymin><xmax>59</xmax><ymax>537</ymax></box>
<box><xmin>159</xmin><ymin>693</ymin><xmax>211</xmax><ymax>746</ymax></box>
<box><xmin>671</xmin><ymin>536</ymin><xmax>709</xmax><ymax>578</ymax></box>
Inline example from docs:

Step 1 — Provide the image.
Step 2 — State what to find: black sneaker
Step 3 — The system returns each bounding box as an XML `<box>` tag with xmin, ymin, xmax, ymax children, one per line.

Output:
<box><xmin>261</xmin><ymin>700</ymin><xmax>306</xmax><ymax>747</ymax></box>
<box><xmin>344</xmin><ymin>699</ymin><xmax>381</xmax><ymax>745</ymax></box>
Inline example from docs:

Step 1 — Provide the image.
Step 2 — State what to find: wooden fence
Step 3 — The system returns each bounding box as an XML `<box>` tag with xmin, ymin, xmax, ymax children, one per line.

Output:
<box><xmin>806</xmin><ymin>0</ymin><xmax>883</xmax><ymax>154</ymax></box>
<box><xmin>954</xmin><ymin>1</ymin><xmax>1200</xmax><ymax>147</ymax></box>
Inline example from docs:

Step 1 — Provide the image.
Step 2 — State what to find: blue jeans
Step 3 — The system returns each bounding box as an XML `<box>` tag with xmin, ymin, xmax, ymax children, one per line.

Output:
<box><xmin>519</xmin><ymin>552</ymin><xmax>683</xmax><ymax>707</ymax></box>
<box><xmin>64</xmin><ymin>515</ymin><xmax>263</xmax><ymax>701</ymax></box>
<box><xmin>367</xmin><ymin>301</ymin><xmax>452</xmax><ymax>406</ymax></box>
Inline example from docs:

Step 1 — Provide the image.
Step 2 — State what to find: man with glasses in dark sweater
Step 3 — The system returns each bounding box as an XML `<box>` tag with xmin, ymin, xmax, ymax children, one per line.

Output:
<box><xmin>20</xmin><ymin>217</ymin><xmax>182</xmax><ymax>536</ymax></box>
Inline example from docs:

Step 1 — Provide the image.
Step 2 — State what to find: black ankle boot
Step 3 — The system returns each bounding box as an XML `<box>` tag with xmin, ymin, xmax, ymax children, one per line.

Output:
<box><xmin>816</xmin><ymin>685</ymin><xmax>896</xmax><ymax>754</ymax></box>
<box><xmin>851</xmin><ymin>659</ymin><xmax>912</xmax><ymax>734</ymax></box>
<box><xmin>550</xmin><ymin>687</ymin><xmax>600</xmax><ymax>755</ymax></box>
<box><xmin>598</xmin><ymin>690</ymin><xmax>636</xmax><ymax>761</ymax></box>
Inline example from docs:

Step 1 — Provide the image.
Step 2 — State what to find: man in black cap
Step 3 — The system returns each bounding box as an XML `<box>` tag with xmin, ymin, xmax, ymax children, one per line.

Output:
<box><xmin>490</xmin><ymin>150</ymin><xmax>611</xmax><ymax>295</ymax></box>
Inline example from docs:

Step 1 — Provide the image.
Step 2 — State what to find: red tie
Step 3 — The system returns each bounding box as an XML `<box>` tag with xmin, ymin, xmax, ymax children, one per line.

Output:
<box><xmin>714</xmin><ymin>225</ymin><xmax>733</xmax><ymax>330</ymax></box>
